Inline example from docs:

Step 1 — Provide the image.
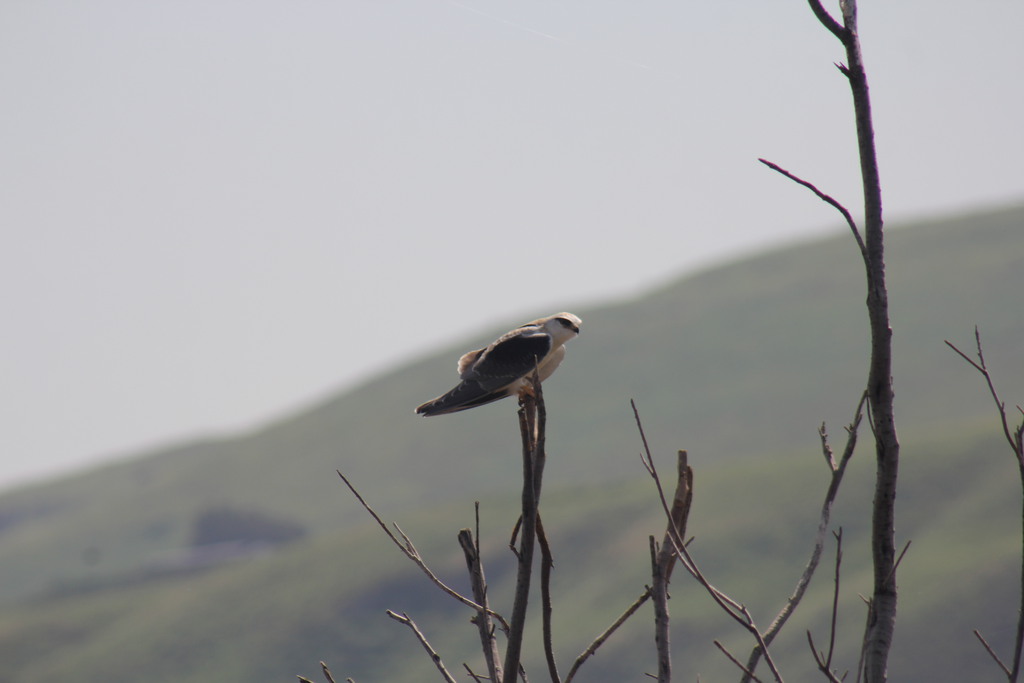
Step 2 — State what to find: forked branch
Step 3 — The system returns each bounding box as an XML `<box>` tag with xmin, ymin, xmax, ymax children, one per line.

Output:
<box><xmin>807</xmin><ymin>530</ymin><xmax>847</xmax><ymax>683</ymax></box>
<box><xmin>336</xmin><ymin>469</ymin><xmax>510</xmax><ymax>633</ymax></box>
<box><xmin>458</xmin><ymin>507</ymin><xmax>503</xmax><ymax>682</ymax></box>
<box><xmin>947</xmin><ymin>329</ymin><xmax>1024</xmax><ymax>682</ymax></box>
<box><xmin>742</xmin><ymin>392</ymin><xmax>866</xmax><ymax>681</ymax></box>
<box><xmin>632</xmin><ymin>400</ymin><xmax>784</xmax><ymax>683</ymax></box>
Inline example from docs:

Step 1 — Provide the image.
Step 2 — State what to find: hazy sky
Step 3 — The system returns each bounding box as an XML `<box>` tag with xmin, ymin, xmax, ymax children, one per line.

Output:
<box><xmin>2</xmin><ymin>0</ymin><xmax>1022</xmax><ymax>490</ymax></box>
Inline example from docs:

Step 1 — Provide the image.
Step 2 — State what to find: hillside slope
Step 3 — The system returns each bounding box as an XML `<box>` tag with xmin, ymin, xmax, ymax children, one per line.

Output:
<box><xmin>0</xmin><ymin>203</ymin><xmax>1021</xmax><ymax>681</ymax></box>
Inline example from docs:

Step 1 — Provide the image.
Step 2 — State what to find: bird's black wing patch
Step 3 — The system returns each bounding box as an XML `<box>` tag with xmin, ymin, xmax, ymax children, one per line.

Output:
<box><xmin>471</xmin><ymin>333</ymin><xmax>551</xmax><ymax>391</ymax></box>
<box><xmin>416</xmin><ymin>380</ymin><xmax>505</xmax><ymax>416</ymax></box>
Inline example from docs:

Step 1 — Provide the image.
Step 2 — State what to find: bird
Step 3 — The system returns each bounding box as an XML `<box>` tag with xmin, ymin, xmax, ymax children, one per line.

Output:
<box><xmin>415</xmin><ymin>312</ymin><xmax>582</xmax><ymax>416</ymax></box>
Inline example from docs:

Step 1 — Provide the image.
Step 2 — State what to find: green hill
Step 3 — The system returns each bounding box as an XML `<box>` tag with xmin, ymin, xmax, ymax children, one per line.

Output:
<box><xmin>0</xmin><ymin>203</ymin><xmax>1021</xmax><ymax>681</ymax></box>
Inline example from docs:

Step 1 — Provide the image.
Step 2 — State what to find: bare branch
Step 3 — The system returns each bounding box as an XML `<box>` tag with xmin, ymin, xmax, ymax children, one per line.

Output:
<box><xmin>946</xmin><ymin>331</ymin><xmax>1024</xmax><ymax>458</ymax></box>
<box><xmin>299</xmin><ymin>663</ymin><xmax>344</xmax><ymax>683</ymax></box>
<box><xmin>564</xmin><ymin>589</ymin><xmax>653</xmax><ymax>683</ymax></box>
<box><xmin>632</xmin><ymin>405</ymin><xmax>739</xmax><ymax>624</ymax></box>
<box><xmin>744</xmin><ymin>393</ymin><xmax>865</xmax><ymax>680</ymax></box>
<box><xmin>741</xmin><ymin>605</ymin><xmax>782</xmax><ymax>683</ymax></box>
<box><xmin>458</xmin><ymin>526</ymin><xmax>504</xmax><ymax>683</ymax></box>
<box><xmin>975</xmin><ymin>630</ymin><xmax>1013</xmax><ymax>678</ymax></box>
<box><xmin>820</xmin><ymin>422</ymin><xmax>838</xmax><ymax>471</ymax></box>
<box><xmin>651</xmin><ymin>536</ymin><xmax>672</xmax><ymax>683</ymax></box>
<box><xmin>537</xmin><ymin>516</ymin><xmax>560</xmax><ymax>683</ymax></box>
<box><xmin>806</xmin><ymin>0</ymin><xmax>847</xmax><ymax>40</ymax></box>
<box><xmin>336</xmin><ymin>469</ymin><xmax>509</xmax><ymax>632</ymax></box>
<box><xmin>758</xmin><ymin>158</ymin><xmax>866</xmax><ymax>261</ymax></box>
<box><xmin>386</xmin><ymin>611</ymin><xmax>458</xmax><ymax>683</ymax></box>
<box><xmin>805</xmin><ymin>530</ymin><xmax>846</xmax><ymax>682</ymax></box>
<box><xmin>715</xmin><ymin>640</ymin><xmax>764</xmax><ymax>683</ymax></box>
<box><xmin>797</xmin><ymin>1</ymin><xmax>899</xmax><ymax>677</ymax></box>
<box><xmin>650</xmin><ymin>450</ymin><xmax>694</xmax><ymax>682</ymax></box>
<box><xmin>826</xmin><ymin>531</ymin><xmax>844</xmax><ymax>671</ymax></box>
<box><xmin>503</xmin><ymin>371</ymin><xmax>547</xmax><ymax>683</ymax></box>
<box><xmin>463</xmin><ymin>663</ymin><xmax>488</xmax><ymax>683</ymax></box>
<box><xmin>807</xmin><ymin>631</ymin><xmax>845</xmax><ymax>683</ymax></box>
<box><xmin>322</xmin><ymin>661</ymin><xmax>342</xmax><ymax>683</ymax></box>
<box><xmin>661</xmin><ymin>450</ymin><xmax>695</xmax><ymax>583</ymax></box>
<box><xmin>886</xmin><ymin>541</ymin><xmax>911</xmax><ymax>586</ymax></box>
<box><xmin>631</xmin><ymin>400</ymin><xmax>784</xmax><ymax>682</ymax></box>
<box><xmin>947</xmin><ymin>330</ymin><xmax>1024</xmax><ymax>681</ymax></box>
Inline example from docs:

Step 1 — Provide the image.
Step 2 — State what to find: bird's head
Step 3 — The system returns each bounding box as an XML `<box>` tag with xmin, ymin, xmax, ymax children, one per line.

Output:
<box><xmin>541</xmin><ymin>312</ymin><xmax>582</xmax><ymax>345</ymax></box>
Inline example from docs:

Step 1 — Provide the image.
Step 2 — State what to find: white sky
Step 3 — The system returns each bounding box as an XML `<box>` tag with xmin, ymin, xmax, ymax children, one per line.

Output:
<box><xmin>1</xmin><ymin>0</ymin><xmax>1022</xmax><ymax>490</ymax></box>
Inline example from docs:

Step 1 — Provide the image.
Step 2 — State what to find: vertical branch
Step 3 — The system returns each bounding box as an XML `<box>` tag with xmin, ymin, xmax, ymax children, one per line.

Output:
<box><xmin>459</xmin><ymin>515</ymin><xmax>503</xmax><ymax>683</ymax></box>
<box><xmin>803</xmin><ymin>2</ymin><xmax>898</xmax><ymax>679</ymax></box>
<box><xmin>503</xmin><ymin>373</ymin><xmax>548</xmax><ymax>683</ymax></box>
<box><xmin>650</xmin><ymin>536</ymin><xmax>672</xmax><ymax>683</ymax></box>
<box><xmin>807</xmin><ymin>530</ymin><xmax>847</xmax><ymax>683</ymax></box>
<box><xmin>537</xmin><ymin>517</ymin><xmax>560</xmax><ymax>683</ymax></box>
<box><xmin>1014</xmin><ymin>456</ymin><xmax>1024</xmax><ymax>683</ymax></box>
<box><xmin>651</xmin><ymin>450</ymin><xmax>694</xmax><ymax>683</ymax></box>
<box><xmin>839</xmin><ymin>4</ymin><xmax>897</xmax><ymax>678</ymax></box>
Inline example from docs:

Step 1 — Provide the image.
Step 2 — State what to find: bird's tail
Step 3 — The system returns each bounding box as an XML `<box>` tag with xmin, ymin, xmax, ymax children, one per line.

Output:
<box><xmin>415</xmin><ymin>382</ymin><xmax>508</xmax><ymax>416</ymax></box>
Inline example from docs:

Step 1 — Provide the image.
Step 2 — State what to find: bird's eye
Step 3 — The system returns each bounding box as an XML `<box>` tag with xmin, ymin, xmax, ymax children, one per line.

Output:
<box><xmin>557</xmin><ymin>317</ymin><xmax>579</xmax><ymax>333</ymax></box>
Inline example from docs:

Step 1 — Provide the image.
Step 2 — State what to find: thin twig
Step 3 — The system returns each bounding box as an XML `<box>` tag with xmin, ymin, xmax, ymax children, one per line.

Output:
<box><xmin>386</xmin><ymin>611</ymin><xmax>458</xmax><ymax>683</ymax></box>
<box><xmin>743</xmin><ymin>393</ymin><xmax>865</xmax><ymax>681</ymax></box>
<box><xmin>806</xmin><ymin>530</ymin><xmax>846</xmax><ymax>682</ymax></box>
<box><xmin>741</xmin><ymin>605</ymin><xmax>781</xmax><ymax>682</ymax></box>
<box><xmin>297</xmin><ymin>663</ymin><xmax>343</xmax><ymax>683</ymax></box>
<box><xmin>946</xmin><ymin>330</ymin><xmax>1024</xmax><ymax>457</ymax></box>
<box><xmin>464</xmin><ymin>663</ymin><xmax>488</xmax><ymax>683</ymax></box>
<box><xmin>336</xmin><ymin>469</ymin><xmax>510</xmax><ymax>633</ymax></box>
<box><xmin>975</xmin><ymin>630</ymin><xmax>1013</xmax><ymax>678</ymax></box>
<box><xmin>807</xmin><ymin>631</ymin><xmax>845</xmax><ymax>683</ymax></box>
<box><xmin>564</xmin><ymin>589</ymin><xmax>653</xmax><ymax>683</ymax></box>
<box><xmin>758</xmin><ymin>158</ymin><xmax>866</xmax><ymax>261</ymax></box>
<box><xmin>827</xmin><ymin>530</ymin><xmax>844</xmax><ymax>670</ymax></box>
<box><xmin>886</xmin><ymin>540</ymin><xmax>911</xmax><ymax>586</ymax></box>
<box><xmin>856</xmin><ymin>596</ymin><xmax>871</xmax><ymax>683</ymax></box>
<box><xmin>631</xmin><ymin>400</ymin><xmax>785</xmax><ymax>682</ymax></box>
<box><xmin>947</xmin><ymin>330</ymin><xmax>1024</xmax><ymax>681</ymax></box>
<box><xmin>632</xmin><ymin>401</ymin><xmax>747</xmax><ymax>618</ymax></box>
<box><xmin>715</xmin><ymin>640</ymin><xmax>764</xmax><ymax>683</ymax></box>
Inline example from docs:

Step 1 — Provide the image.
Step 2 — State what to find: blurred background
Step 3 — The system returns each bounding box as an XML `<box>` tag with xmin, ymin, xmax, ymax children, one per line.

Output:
<box><xmin>2</xmin><ymin>2</ymin><xmax>1024</xmax><ymax>681</ymax></box>
<box><xmin>2</xmin><ymin>0</ymin><xmax>1022</xmax><ymax>489</ymax></box>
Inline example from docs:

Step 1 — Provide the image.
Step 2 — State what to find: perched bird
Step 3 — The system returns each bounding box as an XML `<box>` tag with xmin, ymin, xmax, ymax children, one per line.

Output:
<box><xmin>415</xmin><ymin>312</ymin><xmax>582</xmax><ymax>416</ymax></box>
